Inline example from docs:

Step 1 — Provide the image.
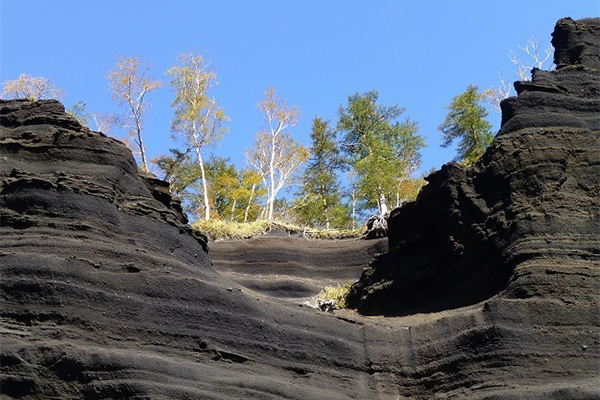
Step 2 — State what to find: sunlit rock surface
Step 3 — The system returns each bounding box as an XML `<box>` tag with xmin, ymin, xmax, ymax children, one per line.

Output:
<box><xmin>1</xmin><ymin>17</ymin><xmax>598</xmax><ymax>400</ymax></box>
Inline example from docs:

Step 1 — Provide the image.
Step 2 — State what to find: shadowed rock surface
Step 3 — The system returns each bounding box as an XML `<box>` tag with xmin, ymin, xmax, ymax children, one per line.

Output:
<box><xmin>1</xmin><ymin>17</ymin><xmax>599</xmax><ymax>400</ymax></box>
<box><xmin>347</xmin><ymin>16</ymin><xmax>600</xmax><ymax>316</ymax></box>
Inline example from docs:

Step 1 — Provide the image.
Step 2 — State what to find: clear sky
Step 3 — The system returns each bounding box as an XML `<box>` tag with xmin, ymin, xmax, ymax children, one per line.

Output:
<box><xmin>1</xmin><ymin>1</ymin><xmax>598</xmax><ymax>180</ymax></box>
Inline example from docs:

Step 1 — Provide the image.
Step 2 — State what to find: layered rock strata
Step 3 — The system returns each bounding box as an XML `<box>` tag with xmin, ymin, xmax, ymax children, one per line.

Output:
<box><xmin>346</xmin><ymin>16</ymin><xmax>600</xmax><ymax>396</ymax></box>
<box><xmin>1</xmin><ymin>17</ymin><xmax>599</xmax><ymax>400</ymax></box>
<box><xmin>347</xmin><ymin>16</ymin><xmax>600</xmax><ymax>316</ymax></box>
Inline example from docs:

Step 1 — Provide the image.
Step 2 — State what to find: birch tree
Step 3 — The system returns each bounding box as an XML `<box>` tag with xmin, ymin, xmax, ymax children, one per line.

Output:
<box><xmin>484</xmin><ymin>36</ymin><xmax>553</xmax><ymax>113</ymax></box>
<box><xmin>107</xmin><ymin>56</ymin><xmax>161</xmax><ymax>171</ymax></box>
<box><xmin>166</xmin><ymin>51</ymin><xmax>229</xmax><ymax>220</ymax></box>
<box><xmin>1</xmin><ymin>74</ymin><xmax>64</xmax><ymax>100</ymax></box>
<box><xmin>246</xmin><ymin>88</ymin><xmax>307</xmax><ymax>220</ymax></box>
<box><xmin>239</xmin><ymin>170</ymin><xmax>264</xmax><ymax>223</ymax></box>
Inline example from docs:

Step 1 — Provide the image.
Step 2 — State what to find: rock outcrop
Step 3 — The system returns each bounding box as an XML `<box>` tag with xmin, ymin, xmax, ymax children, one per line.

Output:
<box><xmin>346</xmin><ymin>16</ymin><xmax>599</xmax><ymax>395</ymax></box>
<box><xmin>347</xmin><ymin>16</ymin><xmax>599</xmax><ymax>316</ymax></box>
<box><xmin>1</xmin><ymin>17</ymin><xmax>598</xmax><ymax>400</ymax></box>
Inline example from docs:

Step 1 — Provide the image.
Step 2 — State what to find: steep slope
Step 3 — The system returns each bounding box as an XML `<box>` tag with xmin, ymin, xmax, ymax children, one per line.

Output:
<box><xmin>347</xmin><ymin>17</ymin><xmax>599</xmax><ymax>316</ymax></box>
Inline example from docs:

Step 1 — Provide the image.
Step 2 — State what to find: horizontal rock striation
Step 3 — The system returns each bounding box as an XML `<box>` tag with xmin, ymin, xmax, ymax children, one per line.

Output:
<box><xmin>346</xmin><ymin>17</ymin><xmax>600</xmax><ymax>397</ymax></box>
<box><xmin>1</xmin><ymin>17</ymin><xmax>599</xmax><ymax>400</ymax></box>
<box><xmin>209</xmin><ymin>236</ymin><xmax>387</xmax><ymax>298</ymax></box>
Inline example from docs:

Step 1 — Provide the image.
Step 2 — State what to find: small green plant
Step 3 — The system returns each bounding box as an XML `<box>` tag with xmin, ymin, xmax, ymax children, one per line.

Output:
<box><xmin>314</xmin><ymin>279</ymin><xmax>353</xmax><ymax>309</ymax></box>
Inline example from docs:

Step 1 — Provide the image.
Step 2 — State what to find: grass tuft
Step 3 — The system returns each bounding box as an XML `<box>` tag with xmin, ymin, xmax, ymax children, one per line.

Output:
<box><xmin>314</xmin><ymin>279</ymin><xmax>353</xmax><ymax>309</ymax></box>
<box><xmin>192</xmin><ymin>219</ymin><xmax>271</xmax><ymax>240</ymax></box>
<box><xmin>192</xmin><ymin>219</ymin><xmax>365</xmax><ymax>241</ymax></box>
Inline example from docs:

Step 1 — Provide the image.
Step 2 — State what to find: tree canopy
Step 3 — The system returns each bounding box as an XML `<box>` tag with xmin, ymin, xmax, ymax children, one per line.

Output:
<box><xmin>439</xmin><ymin>85</ymin><xmax>493</xmax><ymax>165</ymax></box>
<box><xmin>338</xmin><ymin>91</ymin><xmax>425</xmax><ymax>214</ymax></box>
<box><xmin>166</xmin><ymin>51</ymin><xmax>229</xmax><ymax>220</ymax></box>
<box><xmin>294</xmin><ymin>117</ymin><xmax>349</xmax><ymax>229</ymax></box>
<box><xmin>107</xmin><ymin>56</ymin><xmax>162</xmax><ymax>171</ymax></box>
<box><xmin>246</xmin><ymin>87</ymin><xmax>308</xmax><ymax>221</ymax></box>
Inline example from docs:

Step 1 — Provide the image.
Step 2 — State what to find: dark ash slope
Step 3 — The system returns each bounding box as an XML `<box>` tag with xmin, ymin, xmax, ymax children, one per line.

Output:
<box><xmin>209</xmin><ymin>236</ymin><xmax>387</xmax><ymax>299</ymax></box>
<box><xmin>1</xmin><ymin>17</ymin><xmax>599</xmax><ymax>400</ymax></box>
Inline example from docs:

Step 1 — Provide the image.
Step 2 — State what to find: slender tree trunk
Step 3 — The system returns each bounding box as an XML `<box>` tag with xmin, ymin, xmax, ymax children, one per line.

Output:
<box><xmin>260</xmin><ymin>204</ymin><xmax>267</xmax><ymax>220</ymax></box>
<box><xmin>230</xmin><ymin>197</ymin><xmax>236</xmax><ymax>222</ymax></box>
<box><xmin>323</xmin><ymin>195</ymin><xmax>330</xmax><ymax>230</ymax></box>
<box><xmin>379</xmin><ymin>192</ymin><xmax>388</xmax><ymax>215</ymax></box>
<box><xmin>128</xmin><ymin>98</ymin><xmax>148</xmax><ymax>172</ymax></box>
<box><xmin>351</xmin><ymin>191</ymin><xmax>357</xmax><ymax>230</ymax></box>
<box><xmin>244</xmin><ymin>183</ymin><xmax>256</xmax><ymax>223</ymax></box>
<box><xmin>136</xmin><ymin>126</ymin><xmax>148</xmax><ymax>172</ymax></box>
<box><xmin>268</xmin><ymin>135</ymin><xmax>276</xmax><ymax>221</ymax></box>
<box><xmin>194</xmin><ymin>146</ymin><xmax>210</xmax><ymax>221</ymax></box>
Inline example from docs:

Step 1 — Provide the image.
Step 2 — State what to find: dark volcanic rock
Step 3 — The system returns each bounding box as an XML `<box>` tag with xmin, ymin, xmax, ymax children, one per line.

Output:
<box><xmin>347</xmin><ymin>17</ymin><xmax>600</xmax><ymax>395</ymax></box>
<box><xmin>1</xmin><ymin>18</ymin><xmax>599</xmax><ymax>400</ymax></box>
<box><xmin>210</xmin><ymin>236</ymin><xmax>387</xmax><ymax>298</ymax></box>
<box><xmin>348</xmin><ymin>17</ymin><xmax>600</xmax><ymax>316</ymax></box>
<box><xmin>552</xmin><ymin>17</ymin><xmax>600</xmax><ymax>70</ymax></box>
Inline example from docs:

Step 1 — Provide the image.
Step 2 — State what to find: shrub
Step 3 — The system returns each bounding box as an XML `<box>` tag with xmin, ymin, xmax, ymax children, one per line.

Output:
<box><xmin>304</xmin><ymin>227</ymin><xmax>365</xmax><ymax>240</ymax></box>
<box><xmin>192</xmin><ymin>219</ymin><xmax>271</xmax><ymax>240</ymax></box>
<box><xmin>314</xmin><ymin>279</ymin><xmax>353</xmax><ymax>309</ymax></box>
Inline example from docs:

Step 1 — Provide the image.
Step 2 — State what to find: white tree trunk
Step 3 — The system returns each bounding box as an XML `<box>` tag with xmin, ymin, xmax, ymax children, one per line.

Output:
<box><xmin>194</xmin><ymin>147</ymin><xmax>210</xmax><ymax>221</ymax></box>
<box><xmin>244</xmin><ymin>183</ymin><xmax>256</xmax><ymax>223</ymax></box>
<box><xmin>351</xmin><ymin>191</ymin><xmax>357</xmax><ymax>230</ymax></box>
<box><xmin>230</xmin><ymin>197</ymin><xmax>237</xmax><ymax>222</ymax></box>
<box><xmin>137</xmin><ymin>125</ymin><xmax>148</xmax><ymax>172</ymax></box>
<box><xmin>379</xmin><ymin>193</ymin><xmax>388</xmax><ymax>216</ymax></box>
<box><xmin>323</xmin><ymin>195</ymin><xmax>330</xmax><ymax>230</ymax></box>
<box><xmin>268</xmin><ymin>135</ymin><xmax>276</xmax><ymax>220</ymax></box>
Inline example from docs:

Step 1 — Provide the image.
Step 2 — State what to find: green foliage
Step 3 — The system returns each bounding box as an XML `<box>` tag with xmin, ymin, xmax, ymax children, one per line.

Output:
<box><xmin>155</xmin><ymin>150</ymin><xmax>266</xmax><ymax>222</ymax></box>
<box><xmin>314</xmin><ymin>280</ymin><xmax>353</xmax><ymax>309</ymax></box>
<box><xmin>338</xmin><ymin>91</ymin><xmax>426</xmax><ymax>213</ymax></box>
<box><xmin>154</xmin><ymin>149</ymin><xmax>201</xmax><ymax>195</ymax></box>
<box><xmin>439</xmin><ymin>85</ymin><xmax>494</xmax><ymax>165</ymax></box>
<box><xmin>294</xmin><ymin>117</ymin><xmax>350</xmax><ymax>229</ymax></box>
<box><xmin>396</xmin><ymin>177</ymin><xmax>426</xmax><ymax>205</ymax></box>
<box><xmin>205</xmin><ymin>156</ymin><xmax>266</xmax><ymax>222</ymax></box>
<box><xmin>204</xmin><ymin>156</ymin><xmax>239</xmax><ymax>219</ymax></box>
<box><xmin>67</xmin><ymin>101</ymin><xmax>91</xmax><ymax>127</ymax></box>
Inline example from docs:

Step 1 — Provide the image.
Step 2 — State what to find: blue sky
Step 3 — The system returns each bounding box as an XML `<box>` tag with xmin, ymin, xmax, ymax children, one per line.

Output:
<box><xmin>1</xmin><ymin>1</ymin><xmax>598</xmax><ymax>181</ymax></box>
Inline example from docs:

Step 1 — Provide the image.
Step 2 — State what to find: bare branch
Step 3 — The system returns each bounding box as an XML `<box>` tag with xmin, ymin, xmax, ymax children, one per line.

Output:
<box><xmin>1</xmin><ymin>74</ymin><xmax>64</xmax><ymax>100</ymax></box>
<box><xmin>107</xmin><ymin>56</ymin><xmax>161</xmax><ymax>171</ymax></box>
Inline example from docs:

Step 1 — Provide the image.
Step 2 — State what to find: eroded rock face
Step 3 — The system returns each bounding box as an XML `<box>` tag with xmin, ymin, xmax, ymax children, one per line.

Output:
<box><xmin>347</xmin><ymin>17</ymin><xmax>599</xmax><ymax>317</ymax></box>
<box><xmin>1</xmin><ymin>18</ymin><xmax>599</xmax><ymax>400</ymax></box>
<box><xmin>552</xmin><ymin>17</ymin><xmax>600</xmax><ymax>70</ymax></box>
<box><xmin>0</xmin><ymin>99</ymin><xmax>395</xmax><ymax>399</ymax></box>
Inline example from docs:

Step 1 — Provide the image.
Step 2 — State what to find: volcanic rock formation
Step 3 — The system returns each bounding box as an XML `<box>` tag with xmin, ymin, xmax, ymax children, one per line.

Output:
<box><xmin>347</xmin><ymin>16</ymin><xmax>600</xmax><ymax>316</ymax></box>
<box><xmin>1</xmin><ymin>17</ymin><xmax>599</xmax><ymax>400</ymax></box>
